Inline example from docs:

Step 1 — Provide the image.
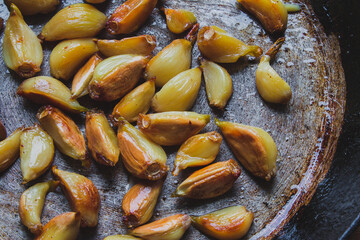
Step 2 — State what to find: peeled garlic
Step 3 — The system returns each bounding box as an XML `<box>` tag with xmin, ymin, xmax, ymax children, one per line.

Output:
<box><xmin>34</xmin><ymin>212</ymin><xmax>81</xmax><ymax>240</ymax></box>
<box><xmin>191</xmin><ymin>205</ymin><xmax>254</xmax><ymax>240</ymax></box>
<box><xmin>216</xmin><ymin>119</ymin><xmax>277</xmax><ymax>181</ymax></box>
<box><xmin>3</xmin><ymin>4</ymin><xmax>43</xmax><ymax>78</ymax></box>
<box><xmin>39</xmin><ymin>3</ymin><xmax>107</xmax><ymax>41</ymax></box>
<box><xmin>197</xmin><ymin>26</ymin><xmax>263</xmax><ymax>63</ymax></box>
<box><xmin>96</xmin><ymin>35</ymin><xmax>156</xmax><ymax>57</ymax></box>
<box><xmin>106</xmin><ymin>0</ymin><xmax>158</xmax><ymax>34</ymax></box>
<box><xmin>17</xmin><ymin>76</ymin><xmax>88</xmax><ymax>113</ymax></box>
<box><xmin>85</xmin><ymin>109</ymin><xmax>120</xmax><ymax>166</ymax></box>
<box><xmin>37</xmin><ymin>106</ymin><xmax>90</xmax><ymax>167</ymax></box>
<box><xmin>163</xmin><ymin>8</ymin><xmax>197</xmax><ymax>34</ymax></box>
<box><xmin>137</xmin><ymin>111</ymin><xmax>210</xmax><ymax>146</ymax></box>
<box><xmin>117</xmin><ymin>118</ymin><xmax>168</xmax><ymax>180</ymax></box>
<box><xmin>86</xmin><ymin>0</ymin><xmax>106</xmax><ymax>3</ymax></box>
<box><xmin>20</xmin><ymin>124</ymin><xmax>54</xmax><ymax>184</ymax></box>
<box><xmin>111</xmin><ymin>78</ymin><xmax>155</xmax><ymax>124</ymax></box>
<box><xmin>19</xmin><ymin>180</ymin><xmax>59</xmax><ymax>235</ymax></box>
<box><xmin>130</xmin><ymin>214</ymin><xmax>191</xmax><ymax>240</ymax></box>
<box><xmin>172</xmin><ymin>131</ymin><xmax>222</xmax><ymax>176</ymax></box>
<box><xmin>52</xmin><ymin>166</ymin><xmax>101</xmax><ymax>227</ymax></box>
<box><xmin>104</xmin><ymin>236</ymin><xmax>141</xmax><ymax>240</ymax></box>
<box><xmin>4</xmin><ymin>0</ymin><xmax>59</xmax><ymax>15</ymax></box>
<box><xmin>89</xmin><ymin>54</ymin><xmax>149</xmax><ymax>102</ymax></box>
<box><xmin>0</xmin><ymin>127</ymin><xmax>24</xmax><ymax>173</ymax></box>
<box><xmin>200</xmin><ymin>59</ymin><xmax>233</xmax><ymax>109</ymax></box>
<box><xmin>0</xmin><ymin>119</ymin><xmax>6</xmax><ymax>141</ymax></box>
<box><xmin>173</xmin><ymin>159</ymin><xmax>241</xmax><ymax>199</ymax></box>
<box><xmin>122</xmin><ymin>179</ymin><xmax>164</xmax><ymax>227</ymax></box>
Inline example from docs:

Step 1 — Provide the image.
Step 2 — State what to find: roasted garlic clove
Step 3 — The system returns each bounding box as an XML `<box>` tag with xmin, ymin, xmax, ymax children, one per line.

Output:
<box><xmin>191</xmin><ymin>205</ymin><xmax>254</xmax><ymax>240</ymax></box>
<box><xmin>162</xmin><ymin>8</ymin><xmax>197</xmax><ymax>34</ymax></box>
<box><xmin>17</xmin><ymin>76</ymin><xmax>88</xmax><ymax>113</ymax></box>
<box><xmin>200</xmin><ymin>58</ymin><xmax>233</xmax><ymax>110</ymax></box>
<box><xmin>216</xmin><ymin>119</ymin><xmax>277</xmax><ymax>181</ymax></box>
<box><xmin>4</xmin><ymin>0</ymin><xmax>59</xmax><ymax>15</ymax></box>
<box><xmin>71</xmin><ymin>53</ymin><xmax>103</xmax><ymax>99</ymax></box>
<box><xmin>39</xmin><ymin>3</ymin><xmax>107</xmax><ymax>41</ymax></box>
<box><xmin>34</xmin><ymin>212</ymin><xmax>81</xmax><ymax>240</ymax></box>
<box><xmin>122</xmin><ymin>179</ymin><xmax>164</xmax><ymax>227</ymax></box>
<box><xmin>20</xmin><ymin>124</ymin><xmax>55</xmax><ymax>184</ymax></box>
<box><xmin>117</xmin><ymin>118</ymin><xmax>168</xmax><ymax>180</ymax></box>
<box><xmin>50</xmin><ymin>38</ymin><xmax>98</xmax><ymax>81</ymax></box>
<box><xmin>85</xmin><ymin>109</ymin><xmax>120</xmax><ymax>166</ymax></box>
<box><xmin>0</xmin><ymin>119</ymin><xmax>6</xmax><ymax>141</ymax></box>
<box><xmin>151</xmin><ymin>68</ymin><xmax>202</xmax><ymax>112</ymax></box>
<box><xmin>3</xmin><ymin>4</ymin><xmax>43</xmax><ymax>78</ymax></box>
<box><xmin>104</xmin><ymin>236</ymin><xmax>141</xmax><ymax>240</ymax></box>
<box><xmin>0</xmin><ymin>127</ymin><xmax>24</xmax><ymax>172</ymax></box>
<box><xmin>96</xmin><ymin>35</ymin><xmax>156</xmax><ymax>57</ymax></box>
<box><xmin>89</xmin><ymin>54</ymin><xmax>149</xmax><ymax>102</ymax></box>
<box><xmin>129</xmin><ymin>214</ymin><xmax>191</xmax><ymax>240</ymax></box>
<box><xmin>37</xmin><ymin>106</ymin><xmax>90</xmax><ymax>167</ymax></box>
<box><xmin>52</xmin><ymin>166</ymin><xmax>101</xmax><ymax>227</ymax></box>
<box><xmin>106</xmin><ymin>0</ymin><xmax>158</xmax><ymax>35</ymax></box>
<box><xmin>197</xmin><ymin>26</ymin><xmax>263</xmax><ymax>63</ymax></box>
<box><xmin>256</xmin><ymin>37</ymin><xmax>292</xmax><ymax>104</ymax></box>
<box><xmin>111</xmin><ymin>78</ymin><xmax>155</xmax><ymax>124</ymax></box>
<box><xmin>237</xmin><ymin>0</ymin><xmax>288</xmax><ymax>34</ymax></box>
<box><xmin>86</xmin><ymin>0</ymin><xmax>106</xmax><ymax>3</ymax></box>
<box><xmin>137</xmin><ymin>111</ymin><xmax>210</xmax><ymax>146</ymax></box>
<box><xmin>19</xmin><ymin>180</ymin><xmax>59</xmax><ymax>235</ymax></box>
<box><xmin>173</xmin><ymin>159</ymin><xmax>241</xmax><ymax>199</ymax></box>
<box><xmin>172</xmin><ymin>131</ymin><xmax>222</xmax><ymax>176</ymax></box>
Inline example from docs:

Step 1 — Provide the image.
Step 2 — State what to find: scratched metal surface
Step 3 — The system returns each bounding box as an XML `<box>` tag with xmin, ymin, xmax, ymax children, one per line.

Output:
<box><xmin>0</xmin><ymin>0</ymin><xmax>345</xmax><ymax>239</ymax></box>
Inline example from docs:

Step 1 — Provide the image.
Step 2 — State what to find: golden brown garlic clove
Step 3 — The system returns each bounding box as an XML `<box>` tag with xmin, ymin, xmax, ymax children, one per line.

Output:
<box><xmin>104</xmin><ymin>235</ymin><xmax>141</xmax><ymax>240</ymax></box>
<box><xmin>215</xmin><ymin>119</ymin><xmax>277</xmax><ymax>181</ymax></box>
<box><xmin>3</xmin><ymin>4</ymin><xmax>43</xmax><ymax>78</ymax></box>
<box><xmin>117</xmin><ymin>118</ymin><xmax>168</xmax><ymax>180</ymax></box>
<box><xmin>172</xmin><ymin>131</ymin><xmax>222</xmax><ymax>176</ymax></box>
<box><xmin>197</xmin><ymin>26</ymin><xmax>262</xmax><ymax>63</ymax></box>
<box><xmin>151</xmin><ymin>68</ymin><xmax>202</xmax><ymax>112</ymax></box>
<box><xmin>173</xmin><ymin>159</ymin><xmax>241</xmax><ymax>199</ymax></box>
<box><xmin>191</xmin><ymin>205</ymin><xmax>254</xmax><ymax>240</ymax></box>
<box><xmin>129</xmin><ymin>214</ymin><xmax>191</xmax><ymax>240</ymax></box>
<box><xmin>20</xmin><ymin>124</ymin><xmax>55</xmax><ymax>184</ymax></box>
<box><xmin>0</xmin><ymin>127</ymin><xmax>24</xmax><ymax>172</ymax></box>
<box><xmin>34</xmin><ymin>212</ymin><xmax>81</xmax><ymax>240</ymax></box>
<box><xmin>17</xmin><ymin>76</ymin><xmax>88</xmax><ymax>113</ymax></box>
<box><xmin>89</xmin><ymin>54</ymin><xmax>149</xmax><ymax>102</ymax></box>
<box><xmin>50</xmin><ymin>38</ymin><xmax>98</xmax><ymax>81</ymax></box>
<box><xmin>122</xmin><ymin>179</ymin><xmax>164</xmax><ymax>228</ymax></box>
<box><xmin>137</xmin><ymin>111</ymin><xmax>210</xmax><ymax>146</ymax></box>
<box><xmin>96</xmin><ymin>35</ymin><xmax>156</xmax><ymax>57</ymax></box>
<box><xmin>4</xmin><ymin>0</ymin><xmax>59</xmax><ymax>15</ymax></box>
<box><xmin>39</xmin><ymin>3</ymin><xmax>107</xmax><ymax>41</ymax></box>
<box><xmin>19</xmin><ymin>180</ymin><xmax>59</xmax><ymax>235</ymax></box>
<box><xmin>52</xmin><ymin>166</ymin><xmax>101</xmax><ymax>227</ymax></box>
<box><xmin>37</xmin><ymin>106</ymin><xmax>90</xmax><ymax>167</ymax></box>
<box><xmin>106</xmin><ymin>0</ymin><xmax>158</xmax><ymax>35</ymax></box>
<box><xmin>85</xmin><ymin>109</ymin><xmax>119</xmax><ymax>166</ymax></box>
<box><xmin>162</xmin><ymin>8</ymin><xmax>197</xmax><ymax>34</ymax></box>
<box><xmin>0</xmin><ymin>119</ymin><xmax>6</xmax><ymax>141</ymax></box>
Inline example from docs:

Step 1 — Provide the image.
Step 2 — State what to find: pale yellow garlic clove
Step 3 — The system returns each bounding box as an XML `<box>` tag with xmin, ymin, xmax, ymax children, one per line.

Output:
<box><xmin>96</xmin><ymin>35</ymin><xmax>156</xmax><ymax>57</ymax></box>
<box><xmin>19</xmin><ymin>180</ymin><xmax>59</xmax><ymax>235</ymax></box>
<box><xmin>137</xmin><ymin>111</ymin><xmax>210</xmax><ymax>146</ymax></box>
<box><xmin>215</xmin><ymin>119</ymin><xmax>277</xmax><ymax>181</ymax></box>
<box><xmin>50</xmin><ymin>38</ymin><xmax>98</xmax><ymax>81</ymax></box>
<box><xmin>85</xmin><ymin>109</ymin><xmax>120</xmax><ymax>166</ymax></box>
<box><xmin>172</xmin><ymin>131</ymin><xmax>222</xmax><ymax>176</ymax></box>
<box><xmin>104</xmin><ymin>235</ymin><xmax>141</xmax><ymax>240</ymax></box>
<box><xmin>39</xmin><ymin>3</ymin><xmax>107</xmax><ymax>41</ymax></box>
<box><xmin>20</xmin><ymin>124</ymin><xmax>55</xmax><ymax>184</ymax></box>
<box><xmin>173</xmin><ymin>159</ymin><xmax>241</xmax><ymax>199</ymax></box>
<box><xmin>3</xmin><ymin>4</ymin><xmax>43</xmax><ymax>78</ymax></box>
<box><xmin>284</xmin><ymin>3</ymin><xmax>301</xmax><ymax>12</ymax></box>
<box><xmin>86</xmin><ymin>0</ymin><xmax>106</xmax><ymax>4</ymax></box>
<box><xmin>17</xmin><ymin>76</ymin><xmax>88</xmax><ymax>113</ymax></box>
<box><xmin>110</xmin><ymin>78</ymin><xmax>155</xmax><ymax>124</ymax></box>
<box><xmin>129</xmin><ymin>214</ymin><xmax>191</xmax><ymax>240</ymax></box>
<box><xmin>162</xmin><ymin>8</ymin><xmax>197</xmax><ymax>34</ymax></box>
<box><xmin>4</xmin><ymin>0</ymin><xmax>59</xmax><ymax>15</ymax></box>
<box><xmin>0</xmin><ymin>119</ymin><xmax>6</xmax><ymax>141</ymax></box>
<box><xmin>0</xmin><ymin>127</ymin><xmax>24</xmax><ymax>172</ymax></box>
<box><xmin>52</xmin><ymin>166</ymin><xmax>101</xmax><ymax>227</ymax></box>
<box><xmin>89</xmin><ymin>54</ymin><xmax>149</xmax><ymax>102</ymax></box>
<box><xmin>117</xmin><ymin>118</ymin><xmax>168</xmax><ymax>180</ymax></box>
<box><xmin>34</xmin><ymin>212</ymin><xmax>81</xmax><ymax>240</ymax></box>
<box><xmin>37</xmin><ymin>106</ymin><xmax>90</xmax><ymax>167</ymax></box>
<box><xmin>200</xmin><ymin>59</ymin><xmax>233</xmax><ymax>110</ymax></box>
<box><xmin>191</xmin><ymin>205</ymin><xmax>254</xmax><ymax>240</ymax></box>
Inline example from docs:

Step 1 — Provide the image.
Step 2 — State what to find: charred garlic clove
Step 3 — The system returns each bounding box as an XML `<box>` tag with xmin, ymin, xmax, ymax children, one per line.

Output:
<box><xmin>0</xmin><ymin>119</ymin><xmax>6</xmax><ymax>141</ymax></box>
<box><xmin>0</xmin><ymin>127</ymin><xmax>24</xmax><ymax>173</ymax></box>
<box><xmin>162</xmin><ymin>8</ymin><xmax>197</xmax><ymax>34</ymax></box>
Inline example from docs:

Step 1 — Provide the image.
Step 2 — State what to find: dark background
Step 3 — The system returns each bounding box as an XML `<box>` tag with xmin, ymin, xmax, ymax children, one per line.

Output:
<box><xmin>277</xmin><ymin>0</ymin><xmax>360</xmax><ymax>239</ymax></box>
